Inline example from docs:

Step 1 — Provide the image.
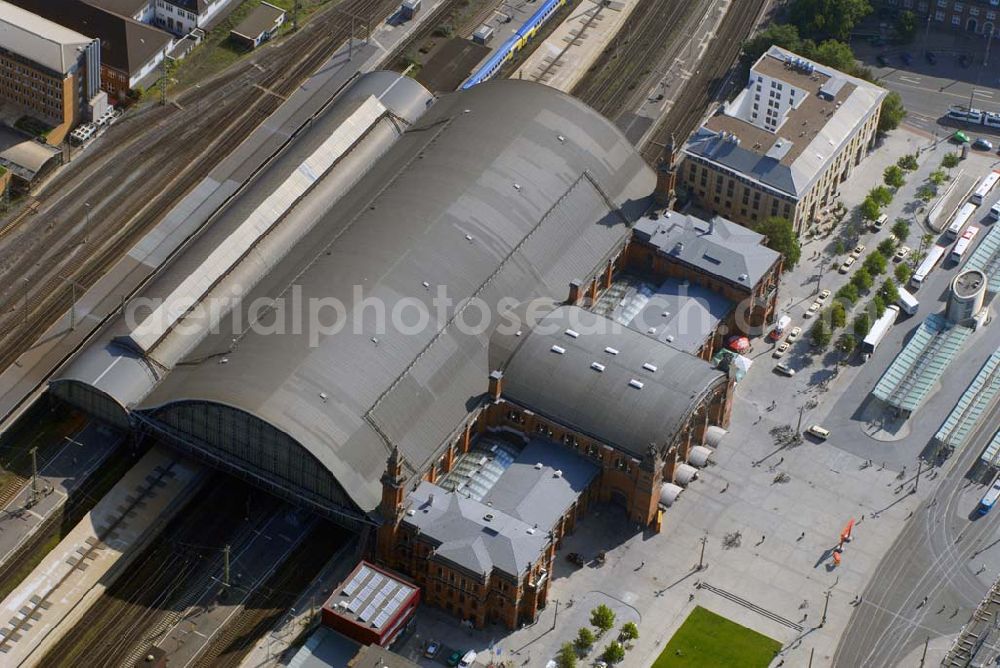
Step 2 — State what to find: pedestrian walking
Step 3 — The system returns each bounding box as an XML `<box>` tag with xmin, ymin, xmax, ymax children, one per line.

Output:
<box><xmin>797</xmin><ymin>531</ymin><xmax>805</xmax><ymax>541</ymax></box>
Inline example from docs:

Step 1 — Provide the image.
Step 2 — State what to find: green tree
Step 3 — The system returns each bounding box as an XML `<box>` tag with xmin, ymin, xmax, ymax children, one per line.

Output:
<box><xmin>575</xmin><ymin>627</ymin><xmax>596</xmax><ymax>652</ymax></box>
<box><xmin>872</xmin><ymin>294</ymin><xmax>886</xmax><ymax>318</ymax></box>
<box><xmin>833</xmin><ymin>239</ymin><xmax>846</xmax><ymax>255</ymax></box>
<box><xmin>751</xmin><ymin>216</ymin><xmax>801</xmax><ymax>268</ymax></box>
<box><xmin>897</xmin><ymin>154</ymin><xmax>918</xmax><ymax>171</ymax></box>
<box><xmin>878</xmin><ymin>238</ymin><xmax>897</xmax><ymax>257</ymax></box>
<box><xmin>809</xmin><ymin>39</ymin><xmax>858</xmax><ymax>72</ymax></box>
<box><xmin>892</xmin><ymin>218</ymin><xmax>910</xmax><ymax>241</ymax></box>
<box><xmin>830</xmin><ymin>301</ymin><xmax>847</xmax><ymax>329</ymax></box>
<box><xmin>557</xmin><ymin>643</ymin><xmax>577</xmax><ymax>668</ymax></box>
<box><xmin>602</xmin><ymin>641</ymin><xmax>626</xmax><ymax>665</ymax></box>
<box><xmin>837</xmin><ymin>332</ymin><xmax>856</xmax><ymax>354</ymax></box>
<box><xmin>836</xmin><ymin>283</ymin><xmax>859</xmax><ymax>304</ymax></box>
<box><xmin>870</xmin><ymin>186</ymin><xmax>892</xmax><ymax>207</ymax></box>
<box><xmin>929</xmin><ymin>169</ymin><xmax>947</xmax><ymax>186</ymax></box>
<box><xmin>880</xmin><ymin>278</ymin><xmax>899</xmax><ymax>304</ymax></box>
<box><xmin>883</xmin><ymin>164</ymin><xmax>906</xmax><ymax>189</ymax></box>
<box><xmin>942</xmin><ymin>153</ymin><xmax>960</xmax><ymax>170</ymax></box>
<box><xmin>916</xmin><ymin>185</ymin><xmax>935</xmax><ymax>202</ymax></box>
<box><xmin>864</xmin><ymin>251</ymin><xmax>887</xmax><ymax>275</ymax></box>
<box><xmin>896</xmin><ymin>10</ymin><xmax>917</xmax><ymax>42</ymax></box>
<box><xmin>591</xmin><ymin>605</ymin><xmax>616</xmax><ymax>633</ymax></box>
<box><xmin>811</xmin><ymin>318</ymin><xmax>832</xmax><ymax>348</ymax></box>
<box><xmin>852</xmin><ymin>266</ymin><xmax>873</xmax><ymax>292</ymax></box>
<box><xmin>743</xmin><ymin>23</ymin><xmax>802</xmax><ymax>65</ymax></box>
<box><xmin>894</xmin><ymin>262</ymin><xmax>912</xmax><ymax>283</ymax></box>
<box><xmin>788</xmin><ymin>0</ymin><xmax>873</xmax><ymax>41</ymax></box>
<box><xmin>878</xmin><ymin>91</ymin><xmax>907</xmax><ymax>133</ymax></box>
<box><xmin>853</xmin><ymin>312</ymin><xmax>871</xmax><ymax>337</ymax></box>
<box><xmin>619</xmin><ymin>622</ymin><xmax>639</xmax><ymax>642</ymax></box>
<box><xmin>860</xmin><ymin>196</ymin><xmax>881</xmax><ymax>221</ymax></box>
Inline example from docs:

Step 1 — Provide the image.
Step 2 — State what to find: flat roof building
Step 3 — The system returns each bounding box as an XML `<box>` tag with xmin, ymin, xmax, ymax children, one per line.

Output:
<box><xmin>682</xmin><ymin>46</ymin><xmax>887</xmax><ymax>233</ymax></box>
<box><xmin>0</xmin><ymin>1</ymin><xmax>101</xmax><ymax>142</ymax></box>
<box><xmin>321</xmin><ymin>561</ymin><xmax>420</xmax><ymax>648</ymax></box>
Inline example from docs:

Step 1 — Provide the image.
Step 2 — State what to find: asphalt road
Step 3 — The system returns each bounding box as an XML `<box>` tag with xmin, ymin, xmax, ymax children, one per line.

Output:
<box><xmin>853</xmin><ymin>25</ymin><xmax>1000</xmax><ymax>141</ymax></box>
<box><xmin>833</xmin><ymin>396</ymin><xmax>1000</xmax><ymax>668</ymax></box>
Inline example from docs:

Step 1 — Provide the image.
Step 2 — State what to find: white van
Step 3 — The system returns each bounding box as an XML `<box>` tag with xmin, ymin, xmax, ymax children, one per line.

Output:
<box><xmin>990</xmin><ymin>202</ymin><xmax>1000</xmax><ymax>222</ymax></box>
<box><xmin>871</xmin><ymin>213</ymin><xmax>888</xmax><ymax>231</ymax></box>
<box><xmin>807</xmin><ymin>425</ymin><xmax>831</xmax><ymax>440</ymax></box>
<box><xmin>459</xmin><ymin>651</ymin><xmax>478</xmax><ymax>667</ymax></box>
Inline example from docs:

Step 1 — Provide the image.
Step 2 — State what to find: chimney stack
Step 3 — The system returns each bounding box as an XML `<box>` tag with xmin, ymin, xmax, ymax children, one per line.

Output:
<box><xmin>488</xmin><ymin>370</ymin><xmax>504</xmax><ymax>402</ymax></box>
<box><xmin>654</xmin><ymin>133</ymin><xmax>678</xmax><ymax>207</ymax></box>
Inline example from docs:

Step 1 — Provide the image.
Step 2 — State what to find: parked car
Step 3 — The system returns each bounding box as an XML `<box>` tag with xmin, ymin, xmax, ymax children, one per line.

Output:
<box><xmin>775</xmin><ymin>362</ymin><xmax>796</xmax><ymax>376</ymax></box>
<box><xmin>973</xmin><ymin>137</ymin><xmax>994</xmax><ymax>151</ymax></box>
<box><xmin>786</xmin><ymin>326</ymin><xmax>802</xmax><ymax>343</ymax></box>
<box><xmin>773</xmin><ymin>342</ymin><xmax>790</xmax><ymax>358</ymax></box>
<box><xmin>817</xmin><ymin>289</ymin><xmax>831</xmax><ymax>303</ymax></box>
<box><xmin>851</xmin><ymin>244</ymin><xmax>866</xmax><ymax>258</ymax></box>
<box><xmin>447</xmin><ymin>651</ymin><xmax>463</xmax><ymax>666</ymax></box>
<box><xmin>807</xmin><ymin>425</ymin><xmax>831</xmax><ymax>440</ymax></box>
<box><xmin>425</xmin><ymin>641</ymin><xmax>441</xmax><ymax>658</ymax></box>
<box><xmin>894</xmin><ymin>245</ymin><xmax>911</xmax><ymax>262</ymax></box>
<box><xmin>804</xmin><ymin>302</ymin><xmax>821</xmax><ymax>318</ymax></box>
<box><xmin>839</xmin><ymin>256</ymin><xmax>856</xmax><ymax>273</ymax></box>
<box><xmin>926</xmin><ymin>51</ymin><xmax>937</xmax><ymax>65</ymax></box>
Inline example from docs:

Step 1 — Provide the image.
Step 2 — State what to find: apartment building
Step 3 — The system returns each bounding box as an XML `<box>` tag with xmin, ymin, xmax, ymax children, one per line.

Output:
<box><xmin>681</xmin><ymin>46</ymin><xmax>887</xmax><ymax>234</ymax></box>
<box><xmin>0</xmin><ymin>1</ymin><xmax>101</xmax><ymax>143</ymax></box>
<box><xmin>879</xmin><ymin>0</ymin><xmax>999</xmax><ymax>35</ymax></box>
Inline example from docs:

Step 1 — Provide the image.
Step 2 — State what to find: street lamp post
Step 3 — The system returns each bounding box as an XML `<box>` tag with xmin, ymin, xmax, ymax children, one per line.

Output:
<box><xmin>58</xmin><ymin>275</ymin><xmax>84</xmax><ymax>331</ymax></box>
<box><xmin>985</xmin><ymin>26</ymin><xmax>995</xmax><ymax>68</ymax></box>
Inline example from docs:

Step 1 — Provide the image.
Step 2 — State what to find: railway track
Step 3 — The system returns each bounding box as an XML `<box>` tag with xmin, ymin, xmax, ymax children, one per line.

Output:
<box><xmin>191</xmin><ymin>524</ymin><xmax>350</xmax><ymax>668</ymax></box>
<box><xmin>571</xmin><ymin>0</ymin><xmax>702</xmax><ymax>118</ymax></box>
<box><xmin>0</xmin><ymin>439</ymin><xmax>139</xmax><ymax>602</ymax></box>
<box><xmin>639</xmin><ymin>0</ymin><xmax>768</xmax><ymax>162</ymax></box>
<box><xmin>39</xmin><ymin>475</ymin><xmax>285</xmax><ymax>667</ymax></box>
<box><xmin>0</xmin><ymin>0</ymin><xmax>401</xmax><ymax>375</ymax></box>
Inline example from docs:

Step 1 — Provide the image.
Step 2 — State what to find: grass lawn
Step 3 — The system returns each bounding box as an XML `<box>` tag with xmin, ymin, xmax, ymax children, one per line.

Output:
<box><xmin>654</xmin><ymin>606</ymin><xmax>782</xmax><ymax>668</ymax></box>
<box><xmin>169</xmin><ymin>0</ymin><xmax>334</xmax><ymax>93</ymax></box>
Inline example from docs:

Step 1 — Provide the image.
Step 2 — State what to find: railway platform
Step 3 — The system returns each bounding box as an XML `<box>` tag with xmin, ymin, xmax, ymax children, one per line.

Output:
<box><xmin>512</xmin><ymin>0</ymin><xmax>641</xmax><ymax>93</ymax></box>
<box><xmin>0</xmin><ymin>422</ymin><xmax>119</xmax><ymax>572</ymax></box>
<box><xmin>0</xmin><ymin>447</ymin><xmax>204</xmax><ymax>665</ymax></box>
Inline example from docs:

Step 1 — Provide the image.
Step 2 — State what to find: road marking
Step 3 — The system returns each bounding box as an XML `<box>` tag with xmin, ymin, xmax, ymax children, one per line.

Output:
<box><xmin>900</xmin><ymin>75</ymin><xmax>922</xmax><ymax>84</ymax></box>
<box><xmin>974</xmin><ymin>89</ymin><xmax>995</xmax><ymax>98</ymax></box>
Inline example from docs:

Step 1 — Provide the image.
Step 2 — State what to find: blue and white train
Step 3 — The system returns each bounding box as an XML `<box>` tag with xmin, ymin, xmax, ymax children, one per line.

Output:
<box><xmin>460</xmin><ymin>0</ymin><xmax>568</xmax><ymax>89</ymax></box>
